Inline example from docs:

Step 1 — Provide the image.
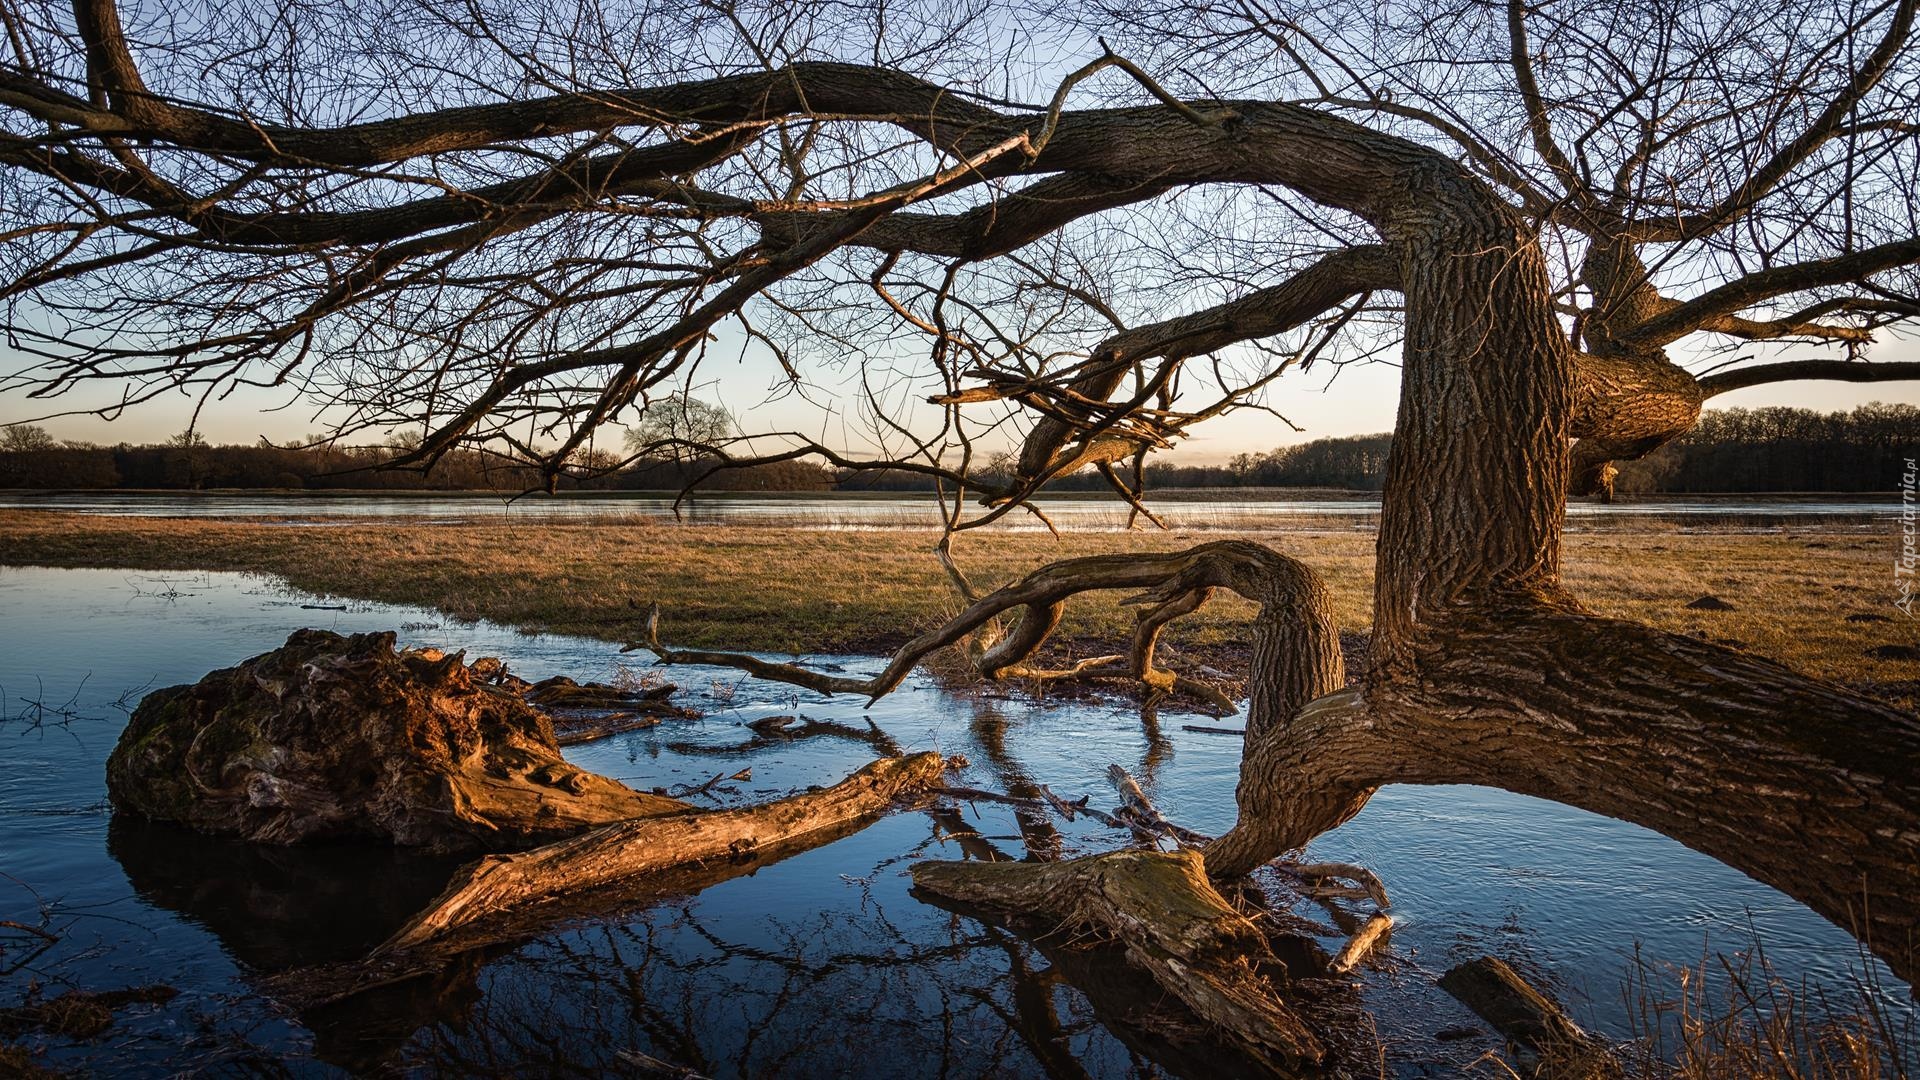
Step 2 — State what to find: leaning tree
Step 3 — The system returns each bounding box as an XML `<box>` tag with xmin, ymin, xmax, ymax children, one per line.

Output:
<box><xmin>3</xmin><ymin>0</ymin><xmax>1918</xmax><ymax>1000</ymax></box>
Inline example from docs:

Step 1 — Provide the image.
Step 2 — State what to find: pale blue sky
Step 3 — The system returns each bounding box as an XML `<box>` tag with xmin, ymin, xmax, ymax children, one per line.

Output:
<box><xmin>4</xmin><ymin>327</ymin><xmax>1915</xmax><ymax>463</ymax></box>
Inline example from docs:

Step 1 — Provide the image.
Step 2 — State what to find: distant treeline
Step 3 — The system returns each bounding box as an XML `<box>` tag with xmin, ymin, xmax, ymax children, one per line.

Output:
<box><xmin>1610</xmin><ymin>403</ymin><xmax>1917</xmax><ymax>493</ymax></box>
<box><xmin>2</xmin><ymin>403</ymin><xmax>1913</xmax><ymax>493</ymax></box>
<box><xmin>0</xmin><ymin>433</ymin><xmax>835</xmax><ymax>492</ymax></box>
<box><xmin>841</xmin><ymin>404</ymin><xmax>1918</xmax><ymax>494</ymax></box>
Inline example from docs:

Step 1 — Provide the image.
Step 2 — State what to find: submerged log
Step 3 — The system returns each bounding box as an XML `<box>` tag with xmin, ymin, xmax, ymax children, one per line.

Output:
<box><xmin>1438</xmin><ymin>956</ymin><xmax>1623</xmax><ymax>1079</ymax></box>
<box><xmin>1327</xmin><ymin>912</ymin><xmax>1392</xmax><ymax>974</ymax></box>
<box><xmin>519</xmin><ymin>674</ymin><xmax>701</xmax><ymax>745</ymax></box>
<box><xmin>106</xmin><ymin>630</ymin><xmax>687</xmax><ymax>852</ymax></box>
<box><xmin>911</xmin><ymin>848</ymin><xmax>1326</xmax><ymax>1074</ymax></box>
<box><xmin>382</xmin><ymin>752</ymin><xmax>951</xmax><ymax>953</ymax></box>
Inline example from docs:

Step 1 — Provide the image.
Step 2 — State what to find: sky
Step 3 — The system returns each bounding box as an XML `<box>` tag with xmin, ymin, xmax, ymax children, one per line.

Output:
<box><xmin>3</xmin><ymin>329</ymin><xmax>1916</xmax><ymax>464</ymax></box>
<box><xmin>3</xmin><ymin>2</ymin><xmax>1915</xmax><ymax>463</ymax></box>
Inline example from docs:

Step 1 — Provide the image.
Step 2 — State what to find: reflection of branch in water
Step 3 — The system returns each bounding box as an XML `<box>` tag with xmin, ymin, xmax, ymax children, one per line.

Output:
<box><xmin>927</xmin><ymin>807</ymin><xmax>1016</xmax><ymax>864</ymax></box>
<box><xmin>965</xmin><ymin>704</ymin><xmax>1065</xmax><ymax>861</ymax></box>
<box><xmin>0</xmin><ymin>874</ymin><xmax>62</xmax><ymax>980</ymax></box>
<box><xmin>979</xmin><ymin>928</ymin><xmax>1099</xmax><ymax>1080</ymax></box>
<box><xmin>0</xmin><ymin>675</ymin><xmax>95</xmax><ymax>746</ymax></box>
<box><xmin>397</xmin><ymin>897</ymin><xmax>1051</xmax><ymax>1078</ymax></box>
<box><xmin>1136</xmin><ymin>702</ymin><xmax>1173</xmax><ymax>784</ymax></box>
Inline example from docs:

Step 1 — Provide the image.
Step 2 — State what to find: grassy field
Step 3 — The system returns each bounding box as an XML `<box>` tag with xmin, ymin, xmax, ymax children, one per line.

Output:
<box><xmin>0</xmin><ymin>509</ymin><xmax>1913</xmax><ymax>706</ymax></box>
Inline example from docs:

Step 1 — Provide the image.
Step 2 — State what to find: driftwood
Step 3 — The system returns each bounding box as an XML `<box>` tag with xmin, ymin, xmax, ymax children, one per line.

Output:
<box><xmin>928</xmin><ymin>785</ymin><xmax>1051</xmax><ymax>813</ymax></box>
<box><xmin>665</xmin><ymin>715</ymin><xmax>903</xmax><ymax>758</ymax></box>
<box><xmin>911</xmin><ymin>848</ymin><xmax>1325</xmax><ymax>1074</ymax></box>
<box><xmin>381</xmin><ymin>752</ymin><xmax>950</xmax><ymax>953</ymax></box>
<box><xmin>259</xmin><ymin>810</ymin><xmax>898</xmax><ymax>1024</ymax></box>
<box><xmin>1106</xmin><ymin>764</ymin><xmax>1212</xmax><ymax>847</ymax></box>
<box><xmin>614</xmin><ymin>1048</ymin><xmax>712</xmax><ymax>1080</ymax></box>
<box><xmin>669</xmin><ymin>768</ymin><xmax>753</xmax><ymax>800</ymax></box>
<box><xmin>1438</xmin><ymin>956</ymin><xmax>1623</xmax><ymax>1080</ymax></box>
<box><xmin>0</xmin><ymin>985</ymin><xmax>179</xmax><ymax>1040</ymax></box>
<box><xmin>1327</xmin><ymin>912</ymin><xmax>1393</xmax><ymax>974</ymax></box>
<box><xmin>512</xmin><ymin>674</ymin><xmax>699</xmax><ymax>745</ymax></box>
<box><xmin>1281</xmin><ymin>862</ymin><xmax>1392</xmax><ymax>908</ymax></box>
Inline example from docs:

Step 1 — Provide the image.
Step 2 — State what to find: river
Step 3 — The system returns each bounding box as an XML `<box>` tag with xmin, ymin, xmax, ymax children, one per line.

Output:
<box><xmin>0</xmin><ymin>566</ymin><xmax>1911</xmax><ymax>1076</ymax></box>
<box><xmin>0</xmin><ymin>489</ymin><xmax>1900</xmax><ymax>532</ymax></box>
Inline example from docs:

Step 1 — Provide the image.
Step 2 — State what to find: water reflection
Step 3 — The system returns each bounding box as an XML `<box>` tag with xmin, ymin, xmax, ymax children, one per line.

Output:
<box><xmin>0</xmin><ymin>490</ymin><xmax>1898</xmax><ymax>532</ymax></box>
<box><xmin>106</xmin><ymin>797</ymin><xmax>1385</xmax><ymax>1078</ymax></box>
<box><xmin>105</xmin><ymin>816</ymin><xmax>466</xmax><ymax>971</ymax></box>
<box><xmin>2</xmin><ymin>566</ymin><xmax>1911</xmax><ymax>1076</ymax></box>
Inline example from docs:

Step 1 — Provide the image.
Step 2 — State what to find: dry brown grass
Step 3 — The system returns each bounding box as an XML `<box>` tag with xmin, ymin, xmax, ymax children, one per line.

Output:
<box><xmin>0</xmin><ymin>509</ymin><xmax>1912</xmax><ymax>705</ymax></box>
<box><xmin>1619</xmin><ymin>941</ymin><xmax>1915</xmax><ymax>1080</ymax></box>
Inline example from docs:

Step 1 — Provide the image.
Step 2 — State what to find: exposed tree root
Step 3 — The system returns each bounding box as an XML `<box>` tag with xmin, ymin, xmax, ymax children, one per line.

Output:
<box><xmin>628</xmin><ymin>541</ymin><xmax>1339</xmax><ymax>723</ymax></box>
<box><xmin>911</xmin><ymin>848</ymin><xmax>1327</xmax><ymax>1074</ymax></box>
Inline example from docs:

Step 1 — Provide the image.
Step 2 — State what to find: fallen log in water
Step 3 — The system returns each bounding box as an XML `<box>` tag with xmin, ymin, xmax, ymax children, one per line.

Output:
<box><xmin>1282</xmin><ymin>862</ymin><xmax>1392</xmax><ymax>908</ymax></box>
<box><xmin>911</xmin><ymin>848</ymin><xmax>1326</xmax><ymax>1074</ymax></box>
<box><xmin>258</xmin><ymin>753</ymin><xmax>952</xmax><ymax>1022</ymax></box>
<box><xmin>1438</xmin><ymin>956</ymin><xmax>1623</xmax><ymax>1079</ymax></box>
<box><xmin>260</xmin><ymin>810</ymin><xmax>894</xmax><ymax>1023</ymax></box>
<box><xmin>381</xmin><ymin>752</ymin><xmax>951</xmax><ymax>953</ymax></box>
<box><xmin>664</xmin><ymin>715</ymin><xmax>904</xmax><ymax>758</ymax></box>
<box><xmin>1327</xmin><ymin>912</ymin><xmax>1393</xmax><ymax>974</ymax></box>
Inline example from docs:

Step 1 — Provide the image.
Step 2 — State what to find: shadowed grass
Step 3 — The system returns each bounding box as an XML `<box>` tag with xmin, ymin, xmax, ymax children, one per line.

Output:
<box><xmin>0</xmin><ymin>510</ymin><xmax>1911</xmax><ymax>706</ymax></box>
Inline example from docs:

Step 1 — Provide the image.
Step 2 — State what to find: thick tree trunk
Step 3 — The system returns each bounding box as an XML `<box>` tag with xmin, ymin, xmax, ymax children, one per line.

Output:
<box><xmin>1214</xmin><ymin>151</ymin><xmax>1920</xmax><ymax>993</ymax></box>
<box><xmin>1294</xmin><ymin>611</ymin><xmax>1920</xmax><ymax>984</ymax></box>
<box><xmin>1214</xmin><ymin>167</ymin><xmax>1569</xmax><ymax>875</ymax></box>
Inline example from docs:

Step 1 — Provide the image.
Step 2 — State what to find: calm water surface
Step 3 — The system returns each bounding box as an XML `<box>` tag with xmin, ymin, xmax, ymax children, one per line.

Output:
<box><xmin>0</xmin><ymin>490</ymin><xmax>1900</xmax><ymax>531</ymax></box>
<box><xmin>0</xmin><ymin>567</ymin><xmax>1910</xmax><ymax>1076</ymax></box>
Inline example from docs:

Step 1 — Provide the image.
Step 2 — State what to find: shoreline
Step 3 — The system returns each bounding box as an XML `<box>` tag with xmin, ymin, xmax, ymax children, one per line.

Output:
<box><xmin>1</xmin><ymin>508</ymin><xmax>1912</xmax><ymax>711</ymax></box>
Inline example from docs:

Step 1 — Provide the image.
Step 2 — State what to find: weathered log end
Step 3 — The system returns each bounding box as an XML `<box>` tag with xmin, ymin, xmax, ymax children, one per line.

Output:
<box><xmin>1439</xmin><ymin>956</ymin><xmax>1623</xmax><ymax>1080</ymax></box>
<box><xmin>107</xmin><ymin>629</ymin><xmax>688</xmax><ymax>852</ymax></box>
<box><xmin>911</xmin><ymin>848</ymin><xmax>1326</xmax><ymax>1072</ymax></box>
<box><xmin>379</xmin><ymin>751</ymin><xmax>952</xmax><ymax>954</ymax></box>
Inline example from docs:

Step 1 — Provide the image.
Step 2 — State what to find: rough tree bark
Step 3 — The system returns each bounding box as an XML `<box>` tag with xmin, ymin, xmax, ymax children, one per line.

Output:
<box><xmin>1203</xmin><ymin>139</ymin><xmax>1920</xmax><ymax>989</ymax></box>
<box><xmin>911</xmin><ymin>849</ymin><xmax>1327</xmax><ymax>1074</ymax></box>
